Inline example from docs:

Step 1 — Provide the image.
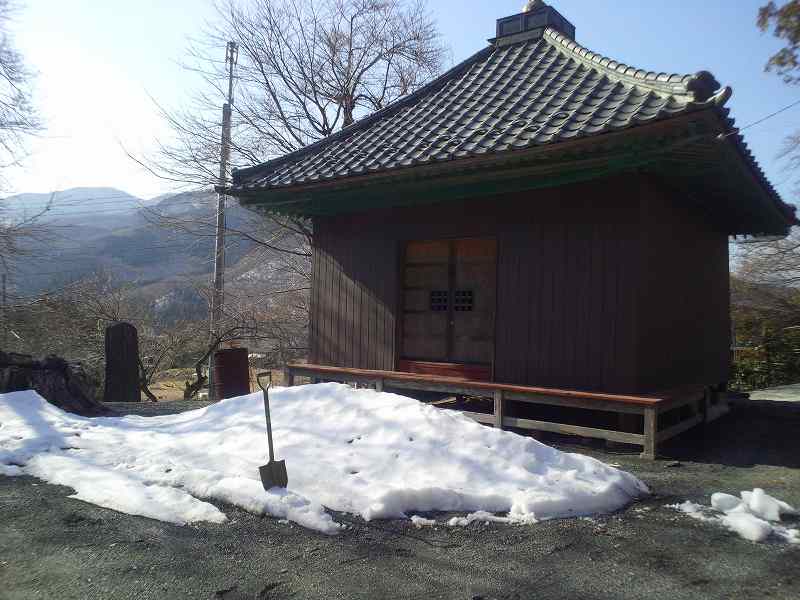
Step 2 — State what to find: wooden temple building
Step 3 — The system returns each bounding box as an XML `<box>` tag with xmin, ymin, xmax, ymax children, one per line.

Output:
<box><xmin>225</xmin><ymin>2</ymin><xmax>797</xmax><ymax>458</ymax></box>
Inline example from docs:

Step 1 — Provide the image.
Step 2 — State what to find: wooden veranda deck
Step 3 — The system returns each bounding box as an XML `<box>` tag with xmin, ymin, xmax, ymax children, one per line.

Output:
<box><xmin>284</xmin><ymin>363</ymin><xmax>730</xmax><ymax>460</ymax></box>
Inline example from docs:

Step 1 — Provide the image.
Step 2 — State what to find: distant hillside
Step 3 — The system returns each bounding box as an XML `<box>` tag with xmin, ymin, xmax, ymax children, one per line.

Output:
<box><xmin>7</xmin><ymin>189</ymin><xmax>266</xmax><ymax>304</ymax></box>
<box><xmin>2</xmin><ymin>187</ymin><xmax>156</xmax><ymax>226</ymax></box>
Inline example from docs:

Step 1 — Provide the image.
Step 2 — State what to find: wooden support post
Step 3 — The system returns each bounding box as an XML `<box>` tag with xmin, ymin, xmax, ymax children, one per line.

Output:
<box><xmin>704</xmin><ymin>386</ymin><xmax>731</xmax><ymax>423</ymax></box>
<box><xmin>703</xmin><ymin>386</ymin><xmax>714</xmax><ymax>423</ymax></box>
<box><xmin>494</xmin><ymin>389</ymin><xmax>504</xmax><ymax>429</ymax></box>
<box><xmin>284</xmin><ymin>367</ymin><xmax>295</xmax><ymax>387</ymax></box>
<box><xmin>375</xmin><ymin>378</ymin><xmax>384</xmax><ymax>393</ymax></box>
<box><xmin>641</xmin><ymin>406</ymin><xmax>658</xmax><ymax>460</ymax></box>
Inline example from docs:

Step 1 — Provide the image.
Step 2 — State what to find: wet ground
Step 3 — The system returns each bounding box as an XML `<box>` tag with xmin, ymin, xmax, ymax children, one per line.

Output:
<box><xmin>1</xmin><ymin>397</ymin><xmax>798</xmax><ymax>599</ymax></box>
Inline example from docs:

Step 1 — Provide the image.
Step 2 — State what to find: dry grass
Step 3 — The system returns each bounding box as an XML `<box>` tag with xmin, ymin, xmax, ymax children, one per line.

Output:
<box><xmin>142</xmin><ymin>367</ymin><xmax>286</xmax><ymax>402</ymax></box>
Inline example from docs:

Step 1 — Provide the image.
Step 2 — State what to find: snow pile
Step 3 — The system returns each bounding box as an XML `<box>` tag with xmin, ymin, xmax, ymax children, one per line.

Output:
<box><xmin>0</xmin><ymin>385</ymin><xmax>648</xmax><ymax>534</ymax></box>
<box><xmin>671</xmin><ymin>489</ymin><xmax>799</xmax><ymax>543</ymax></box>
<box><xmin>748</xmin><ymin>384</ymin><xmax>800</xmax><ymax>403</ymax></box>
<box><xmin>410</xmin><ymin>515</ymin><xmax>436</xmax><ymax>528</ymax></box>
<box><xmin>448</xmin><ymin>511</ymin><xmax>521</xmax><ymax>527</ymax></box>
<box><xmin>412</xmin><ymin>511</ymin><xmax>535</xmax><ymax>528</ymax></box>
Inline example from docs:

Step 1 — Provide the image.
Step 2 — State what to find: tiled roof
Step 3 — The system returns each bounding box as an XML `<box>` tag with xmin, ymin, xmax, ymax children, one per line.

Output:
<box><xmin>231</xmin><ymin>28</ymin><xmax>732</xmax><ymax>192</ymax></box>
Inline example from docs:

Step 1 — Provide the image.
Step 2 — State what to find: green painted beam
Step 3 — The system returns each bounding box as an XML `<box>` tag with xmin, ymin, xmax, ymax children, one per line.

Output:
<box><xmin>246</xmin><ymin>145</ymin><xmax>669</xmax><ymax>218</ymax></box>
<box><xmin>236</xmin><ymin>128</ymin><xmax>791</xmax><ymax>236</ymax></box>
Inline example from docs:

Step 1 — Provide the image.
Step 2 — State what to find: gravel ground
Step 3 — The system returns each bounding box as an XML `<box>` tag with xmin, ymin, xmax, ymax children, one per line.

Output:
<box><xmin>1</xmin><ymin>397</ymin><xmax>799</xmax><ymax>599</ymax></box>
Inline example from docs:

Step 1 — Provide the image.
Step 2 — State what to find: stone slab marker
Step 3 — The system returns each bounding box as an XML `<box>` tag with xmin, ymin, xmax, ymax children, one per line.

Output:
<box><xmin>104</xmin><ymin>322</ymin><xmax>140</xmax><ymax>403</ymax></box>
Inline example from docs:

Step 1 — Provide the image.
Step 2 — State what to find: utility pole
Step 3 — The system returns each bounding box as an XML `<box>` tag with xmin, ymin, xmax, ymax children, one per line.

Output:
<box><xmin>208</xmin><ymin>40</ymin><xmax>238</xmax><ymax>401</ymax></box>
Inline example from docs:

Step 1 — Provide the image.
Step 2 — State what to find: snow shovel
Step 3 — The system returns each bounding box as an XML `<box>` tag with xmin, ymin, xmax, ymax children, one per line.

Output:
<box><xmin>257</xmin><ymin>371</ymin><xmax>288</xmax><ymax>490</ymax></box>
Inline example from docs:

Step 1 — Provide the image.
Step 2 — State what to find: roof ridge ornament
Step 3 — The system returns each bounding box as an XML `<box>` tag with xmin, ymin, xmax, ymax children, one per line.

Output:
<box><xmin>523</xmin><ymin>0</ymin><xmax>547</xmax><ymax>12</ymax></box>
<box><xmin>496</xmin><ymin>2</ymin><xmax>575</xmax><ymax>44</ymax></box>
<box><xmin>686</xmin><ymin>70</ymin><xmax>723</xmax><ymax>103</ymax></box>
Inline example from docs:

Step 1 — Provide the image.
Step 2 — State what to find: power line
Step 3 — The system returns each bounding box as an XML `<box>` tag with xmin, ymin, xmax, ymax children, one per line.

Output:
<box><xmin>43</xmin><ymin>197</ymin><xmax>214</xmax><ymax>209</ymax></box>
<box><xmin>21</xmin><ymin>233</ymin><xmax>252</xmax><ymax>256</ymax></box>
<box><xmin>3</xmin><ymin>191</ymin><xmax>198</xmax><ymax>204</ymax></box>
<box><xmin>3</xmin><ymin>193</ymin><xmax>218</xmax><ymax>211</ymax></box>
<box><xmin>2</xmin><ymin>193</ymin><xmax>133</xmax><ymax>203</ymax></box>
<box><xmin>720</xmin><ymin>97</ymin><xmax>800</xmax><ymax>140</ymax></box>
<box><xmin>18</xmin><ymin>239</ymin><xmax>248</xmax><ymax>278</ymax></box>
<box><xmin>39</xmin><ymin>208</ymin><xmax>212</xmax><ymax>218</ymax></box>
<box><xmin>22</xmin><ymin>248</ymin><xmax>234</xmax><ymax>269</ymax></box>
<box><xmin>38</xmin><ymin>198</ymin><xmax>217</xmax><ymax>212</ymax></box>
<box><xmin>5</xmin><ymin>206</ymin><xmax>216</xmax><ymax>222</ymax></box>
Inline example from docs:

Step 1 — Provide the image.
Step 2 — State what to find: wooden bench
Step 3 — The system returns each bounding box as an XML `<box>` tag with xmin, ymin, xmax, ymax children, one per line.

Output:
<box><xmin>284</xmin><ymin>363</ymin><xmax>728</xmax><ymax>460</ymax></box>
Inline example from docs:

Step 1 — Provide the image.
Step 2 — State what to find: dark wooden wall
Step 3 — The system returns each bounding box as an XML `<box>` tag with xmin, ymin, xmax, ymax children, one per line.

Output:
<box><xmin>309</xmin><ymin>174</ymin><xmax>731</xmax><ymax>393</ymax></box>
<box><xmin>493</xmin><ymin>191</ymin><xmax>640</xmax><ymax>392</ymax></box>
<box><xmin>311</xmin><ymin>223</ymin><xmax>398</xmax><ymax>371</ymax></box>
<box><xmin>636</xmin><ymin>178</ymin><xmax>731</xmax><ymax>391</ymax></box>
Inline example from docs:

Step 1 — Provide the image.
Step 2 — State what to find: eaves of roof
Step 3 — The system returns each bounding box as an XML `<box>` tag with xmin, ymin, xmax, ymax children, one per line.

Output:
<box><xmin>226</xmin><ymin>27</ymin><xmax>796</xmax><ymax>235</ymax></box>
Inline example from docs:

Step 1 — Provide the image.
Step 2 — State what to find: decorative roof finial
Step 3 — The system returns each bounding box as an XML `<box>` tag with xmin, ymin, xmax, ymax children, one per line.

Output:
<box><xmin>522</xmin><ymin>0</ymin><xmax>547</xmax><ymax>12</ymax></box>
<box><xmin>497</xmin><ymin>0</ymin><xmax>573</xmax><ymax>42</ymax></box>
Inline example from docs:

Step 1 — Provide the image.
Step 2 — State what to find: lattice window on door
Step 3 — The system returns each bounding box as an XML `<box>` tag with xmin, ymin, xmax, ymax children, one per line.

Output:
<box><xmin>430</xmin><ymin>290</ymin><xmax>449</xmax><ymax>312</ymax></box>
<box><xmin>454</xmin><ymin>290</ymin><xmax>474</xmax><ymax>312</ymax></box>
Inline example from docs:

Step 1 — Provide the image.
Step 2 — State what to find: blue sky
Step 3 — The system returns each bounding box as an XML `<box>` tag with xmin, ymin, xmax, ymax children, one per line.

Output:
<box><xmin>7</xmin><ymin>0</ymin><xmax>799</xmax><ymax>202</ymax></box>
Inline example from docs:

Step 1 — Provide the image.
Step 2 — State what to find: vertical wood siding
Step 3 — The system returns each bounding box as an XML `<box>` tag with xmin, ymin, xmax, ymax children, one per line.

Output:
<box><xmin>309</xmin><ymin>175</ymin><xmax>730</xmax><ymax>393</ymax></box>
<box><xmin>636</xmin><ymin>178</ymin><xmax>731</xmax><ymax>390</ymax></box>
<box><xmin>492</xmin><ymin>198</ymin><xmax>639</xmax><ymax>392</ymax></box>
<box><xmin>310</xmin><ymin>223</ymin><xmax>397</xmax><ymax>370</ymax></box>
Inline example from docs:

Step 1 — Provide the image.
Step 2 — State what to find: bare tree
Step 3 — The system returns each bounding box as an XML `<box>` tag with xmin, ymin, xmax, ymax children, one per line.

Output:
<box><xmin>5</xmin><ymin>271</ymin><xmax>179</xmax><ymax>399</ymax></box>
<box><xmin>755</xmin><ymin>2</ymin><xmax>800</xmax><ymax>196</ymax></box>
<box><xmin>737</xmin><ymin>231</ymin><xmax>800</xmax><ymax>287</ymax></box>
<box><xmin>4</xmin><ymin>271</ymin><xmax>140</xmax><ymax>371</ymax></box>
<box><xmin>126</xmin><ymin>1</ymin><xmax>446</xmax><ymax>377</ymax></box>
<box><xmin>141</xmin><ymin>195</ymin><xmax>313</xmax><ymax>267</ymax></box>
<box><xmin>733</xmin><ymin>234</ymin><xmax>800</xmax><ymax>389</ymax></box>
<box><xmin>0</xmin><ymin>199</ymin><xmax>51</xmax><ymax>274</ymax></box>
<box><xmin>179</xmin><ymin>277</ymin><xmax>309</xmax><ymax>399</ymax></box>
<box><xmin>141</xmin><ymin>0</ymin><xmax>445</xmax><ymax>189</ymax></box>
<box><xmin>0</xmin><ymin>0</ymin><xmax>45</xmax><ymax>273</ymax></box>
<box><xmin>134</xmin><ymin>0</ymin><xmax>445</xmax><ymax>265</ymax></box>
<box><xmin>3</xmin><ymin>259</ymin><xmax>310</xmax><ymax>400</ymax></box>
<box><xmin>137</xmin><ymin>320</ymin><xmax>203</xmax><ymax>401</ymax></box>
<box><xmin>731</xmin><ymin>5</ymin><xmax>800</xmax><ymax>299</ymax></box>
<box><xmin>0</xmin><ymin>0</ymin><xmax>39</xmax><ymax>185</ymax></box>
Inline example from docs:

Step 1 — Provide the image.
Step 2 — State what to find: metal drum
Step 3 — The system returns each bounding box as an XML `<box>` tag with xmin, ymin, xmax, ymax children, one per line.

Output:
<box><xmin>212</xmin><ymin>348</ymin><xmax>250</xmax><ymax>400</ymax></box>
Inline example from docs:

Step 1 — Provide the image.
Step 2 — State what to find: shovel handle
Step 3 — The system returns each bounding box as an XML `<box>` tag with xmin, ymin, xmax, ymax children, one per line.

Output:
<box><xmin>256</xmin><ymin>371</ymin><xmax>272</xmax><ymax>392</ymax></box>
<box><xmin>257</xmin><ymin>371</ymin><xmax>276</xmax><ymax>463</ymax></box>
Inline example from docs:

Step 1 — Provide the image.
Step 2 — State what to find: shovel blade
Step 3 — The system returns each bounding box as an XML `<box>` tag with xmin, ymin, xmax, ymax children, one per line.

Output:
<box><xmin>259</xmin><ymin>460</ymin><xmax>288</xmax><ymax>490</ymax></box>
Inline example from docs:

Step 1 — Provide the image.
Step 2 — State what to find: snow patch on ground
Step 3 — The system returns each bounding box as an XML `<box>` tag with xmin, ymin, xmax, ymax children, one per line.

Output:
<box><xmin>448</xmin><ymin>511</ymin><xmax>513</xmax><ymax>527</ymax></box>
<box><xmin>669</xmin><ymin>489</ymin><xmax>799</xmax><ymax>543</ymax></box>
<box><xmin>748</xmin><ymin>384</ymin><xmax>800</xmax><ymax>403</ymax></box>
<box><xmin>0</xmin><ymin>385</ymin><xmax>648</xmax><ymax>534</ymax></box>
<box><xmin>410</xmin><ymin>515</ymin><xmax>437</xmax><ymax>528</ymax></box>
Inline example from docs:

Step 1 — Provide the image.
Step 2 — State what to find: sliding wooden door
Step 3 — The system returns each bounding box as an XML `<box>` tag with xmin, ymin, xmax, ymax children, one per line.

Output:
<box><xmin>400</xmin><ymin>238</ymin><xmax>496</xmax><ymax>381</ymax></box>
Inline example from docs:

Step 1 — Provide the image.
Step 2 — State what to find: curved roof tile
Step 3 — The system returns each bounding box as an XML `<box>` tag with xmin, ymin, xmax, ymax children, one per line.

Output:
<box><xmin>230</xmin><ymin>26</ymin><xmax>795</xmax><ymax>227</ymax></box>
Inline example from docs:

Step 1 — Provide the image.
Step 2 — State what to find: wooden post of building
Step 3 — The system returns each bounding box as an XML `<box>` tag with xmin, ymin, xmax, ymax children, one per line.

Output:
<box><xmin>494</xmin><ymin>389</ymin><xmax>504</xmax><ymax>429</ymax></box>
<box><xmin>284</xmin><ymin>366</ymin><xmax>295</xmax><ymax>387</ymax></box>
<box><xmin>641</xmin><ymin>406</ymin><xmax>658</xmax><ymax>460</ymax></box>
<box><xmin>104</xmin><ymin>322</ymin><xmax>140</xmax><ymax>403</ymax></box>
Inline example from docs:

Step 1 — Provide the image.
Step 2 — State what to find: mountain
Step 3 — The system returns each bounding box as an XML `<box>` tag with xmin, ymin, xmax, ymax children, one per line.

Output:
<box><xmin>2</xmin><ymin>187</ymin><xmax>155</xmax><ymax>227</ymax></box>
<box><xmin>7</xmin><ymin>189</ymin><xmax>266</xmax><ymax>306</ymax></box>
